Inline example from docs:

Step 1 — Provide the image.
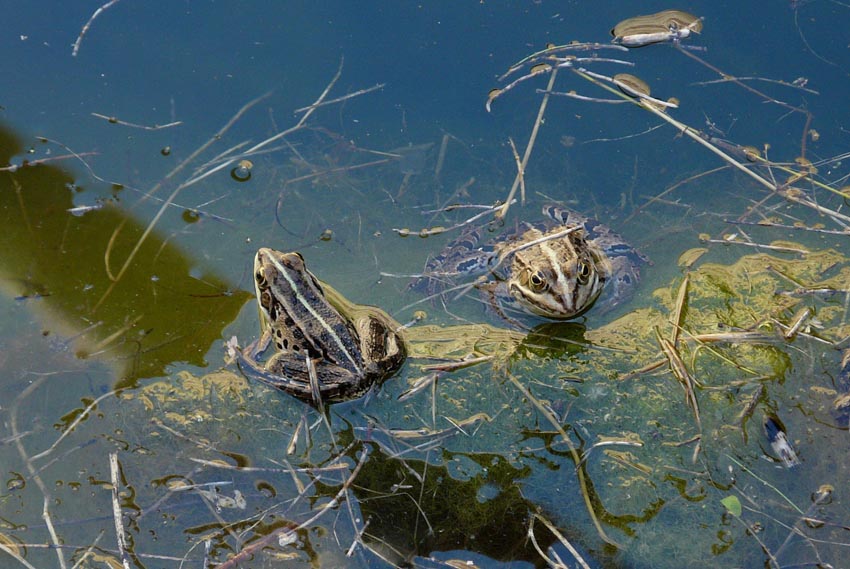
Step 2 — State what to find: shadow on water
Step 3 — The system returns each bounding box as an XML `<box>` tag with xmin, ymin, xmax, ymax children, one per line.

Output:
<box><xmin>0</xmin><ymin>123</ymin><xmax>251</xmax><ymax>388</ymax></box>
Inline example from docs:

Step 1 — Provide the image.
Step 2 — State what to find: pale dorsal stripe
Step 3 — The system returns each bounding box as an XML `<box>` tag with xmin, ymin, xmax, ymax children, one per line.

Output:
<box><xmin>268</xmin><ymin>254</ymin><xmax>362</xmax><ymax>373</ymax></box>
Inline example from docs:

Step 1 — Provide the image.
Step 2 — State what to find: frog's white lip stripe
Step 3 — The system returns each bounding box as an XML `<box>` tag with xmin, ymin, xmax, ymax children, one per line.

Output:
<box><xmin>262</xmin><ymin>251</ymin><xmax>362</xmax><ymax>374</ymax></box>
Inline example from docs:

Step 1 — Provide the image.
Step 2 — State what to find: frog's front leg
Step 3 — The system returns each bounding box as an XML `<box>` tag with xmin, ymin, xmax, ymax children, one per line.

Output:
<box><xmin>233</xmin><ymin>330</ymin><xmax>281</xmax><ymax>387</ymax></box>
<box><xmin>242</xmin><ymin>329</ymin><xmax>273</xmax><ymax>361</ymax></box>
<box><xmin>409</xmin><ymin>226</ymin><xmax>497</xmax><ymax>295</ymax></box>
<box><xmin>476</xmin><ymin>280</ymin><xmax>527</xmax><ymax>328</ymax></box>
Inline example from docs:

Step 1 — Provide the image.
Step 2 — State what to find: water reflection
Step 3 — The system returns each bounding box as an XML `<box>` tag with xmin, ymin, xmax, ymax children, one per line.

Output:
<box><xmin>0</xmin><ymin>124</ymin><xmax>251</xmax><ymax>386</ymax></box>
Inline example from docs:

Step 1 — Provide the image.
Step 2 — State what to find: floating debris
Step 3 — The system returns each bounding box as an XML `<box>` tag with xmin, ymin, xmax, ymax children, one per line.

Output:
<box><xmin>230</xmin><ymin>159</ymin><xmax>253</xmax><ymax>182</ymax></box>
<box><xmin>613</xmin><ymin>73</ymin><xmax>652</xmax><ymax>98</ymax></box>
<box><xmin>612</xmin><ymin>10</ymin><xmax>703</xmax><ymax>48</ymax></box>
<box><xmin>182</xmin><ymin>209</ymin><xmax>201</xmax><ymax>224</ymax></box>
<box><xmin>67</xmin><ymin>202</ymin><xmax>105</xmax><ymax>217</ymax></box>
<box><xmin>612</xmin><ymin>73</ymin><xmax>679</xmax><ymax>109</ymax></box>
<box><xmin>764</xmin><ymin>414</ymin><xmax>800</xmax><ymax>468</ymax></box>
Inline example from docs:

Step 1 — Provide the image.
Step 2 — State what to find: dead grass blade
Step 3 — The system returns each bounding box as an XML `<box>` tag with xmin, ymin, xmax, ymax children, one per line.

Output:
<box><xmin>530</xmin><ymin>512</ymin><xmax>593</xmax><ymax>569</ymax></box>
<box><xmin>504</xmin><ymin>371</ymin><xmax>621</xmax><ymax>548</ymax></box>
<box><xmin>655</xmin><ymin>327</ymin><xmax>702</xmax><ymax>433</ymax></box>
<box><xmin>497</xmin><ymin>67</ymin><xmax>559</xmax><ymax>220</ymax></box>
<box><xmin>670</xmin><ymin>274</ymin><xmax>689</xmax><ymax>346</ymax></box>
<box><xmin>108</xmin><ymin>453</ymin><xmax>132</xmax><ymax>569</ymax></box>
<box><xmin>72</xmin><ymin>0</ymin><xmax>123</xmax><ymax>57</ymax></box>
<box><xmin>216</xmin><ymin>445</ymin><xmax>369</xmax><ymax>569</ymax></box>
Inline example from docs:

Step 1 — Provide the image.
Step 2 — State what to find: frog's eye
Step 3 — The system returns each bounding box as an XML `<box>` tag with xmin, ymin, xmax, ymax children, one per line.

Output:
<box><xmin>576</xmin><ymin>261</ymin><xmax>592</xmax><ymax>285</ymax></box>
<box><xmin>529</xmin><ymin>270</ymin><xmax>548</xmax><ymax>292</ymax></box>
<box><xmin>255</xmin><ymin>269</ymin><xmax>267</xmax><ymax>288</ymax></box>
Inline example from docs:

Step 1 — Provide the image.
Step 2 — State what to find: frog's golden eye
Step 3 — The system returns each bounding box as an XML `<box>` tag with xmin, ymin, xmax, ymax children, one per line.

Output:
<box><xmin>255</xmin><ymin>269</ymin><xmax>267</xmax><ymax>288</ymax></box>
<box><xmin>529</xmin><ymin>270</ymin><xmax>548</xmax><ymax>292</ymax></box>
<box><xmin>576</xmin><ymin>261</ymin><xmax>592</xmax><ymax>285</ymax></box>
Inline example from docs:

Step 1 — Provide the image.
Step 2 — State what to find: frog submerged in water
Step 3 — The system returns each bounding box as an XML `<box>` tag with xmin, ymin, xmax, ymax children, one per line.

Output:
<box><xmin>411</xmin><ymin>205</ymin><xmax>648</xmax><ymax>321</ymax></box>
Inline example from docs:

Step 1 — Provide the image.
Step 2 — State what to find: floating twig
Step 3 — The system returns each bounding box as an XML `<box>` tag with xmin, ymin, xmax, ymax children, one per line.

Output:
<box><xmin>669</xmin><ymin>274</ymin><xmax>689</xmax><ymax>346</ymax></box>
<box><xmin>108</xmin><ymin>453</ymin><xmax>131</xmax><ymax>569</ymax></box>
<box><xmin>504</xmin><ymin>371</ymin><xmax>621</xmax><ymax>548</ymax></box>
<box><xmin>216</xmin><ymin>445</ymin><xmax>369</xmax><ymax>569</ymax></box>
<box><xmin>94</xmin><ymin>90</ymin><xmax>272</xmax><ymax>310</ymax></box>
<box><xmin>30</xmin><ymin>390</ymin><xmax>117</xmax><ymax>461</ymax></box>
<box><xmin>701</xmin><ymin>236</ymin><xmax>810</xmax><ymax>255</ymax></box>
<box><xmin>691</xmin><ymin>75</ymin><xmax>819</xmax><ymax>95</ymax></box>
<box><xmin>730</xmin><ymin>219</ymin><xmax>850</xmax><ymax>236</ymax></box>
<box><xmin>293</xmin><ymin>82</ymin><xmax>385</xmax><ymax>114</ymax></box>
<box><xmin>91</xmin><ymin>112</ymin><xmax>182</xmax><ymax>130</ymax></box>
<box><xmin>529</xmin><ymin>512</ymin><xmax>592</xmax><ymax>569</ymax></box>
<box><xmin>10</xmin><ymin>375</ymin><xmax>67</xmax><ymax>569</ymax></box>
<box><xmin>0</xmin><ymin>152</ymin><xmax>97</xmax><ymax>172</ymax></box>
<box><xmin>673</xmin><ymin>43</ymin><xmax>814</xmax><ymax>156</ymax></box>
<box><xmin>391</xmin><ymin>199</ymin><xmax>514</xmax><ymax>238</ymax></box>
<box><xmin>497</xmin><ymin>67</ymin><xmax>559</xmax><ymax>219</ymax></box>
<box><xmin>72</xmin><ymin>0</ymin><xmax>123</xmax><ymax>57</ymax></box>
<box><xmin>656</xmin><ymin>327</ymin><xmax>702</xmax><ymax>432</ymax></box>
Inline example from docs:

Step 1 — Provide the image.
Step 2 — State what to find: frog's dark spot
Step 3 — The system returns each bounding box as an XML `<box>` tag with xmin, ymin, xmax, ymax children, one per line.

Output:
<box><xmin>284</xmin><ymin>316</ymin><xmax>295</xmax><ymax>327</ymax></box>
<box><xmin>282</xmin><ymin>338</ymin><xmax>289</xmax><ymax>349</ymax></box>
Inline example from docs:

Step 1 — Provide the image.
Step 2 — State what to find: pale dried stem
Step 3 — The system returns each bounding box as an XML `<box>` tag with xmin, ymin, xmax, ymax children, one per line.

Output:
<box><xmin>531</xmin><ymin>512</ymin><xmax>592</xmax><ymax>569</ymax></box>
<box><xmin>10</xmin><ymin>375</ymin><xmax>67</xmax><ymax>569</ymax></box>
<box><xmin>70</xmin><ymin>531</ymin><xmax>105</xmax><ymax>569</ymax></box>
<box><xmin>670</xmin><ymin>274</ymin><xmax>689</xmax><ymax>346</ymax></box>
<box><xmin>497</xmin><ymin>67</ymin><xmax>559</xmax><ymax>219</ymax></box>
<box><xmin>432</xmin><ymin>177</ymin><xmax>478</xmax><ymax>223</ymax></box>
<box><xmin>72</xmin><ymin>0</ymin><xmax>122</xmax><ymax>57</ymax></box>
<box><xmin>94</xmin><ymin>90</ymin><xmax>272</xmax><ymax>310</ymax></box>
<box><xmin>691</xmin><ymin>76</ymin><xmax>819</xmax><ymax>95</ymax></box>
<box><xmin>217</xmin><ymin>446</ymin><xmax>369</xmax><ymax>569</ymax></box>
<box><xmin>656</xmin><ymin>328</ymin><xmax>702</xmax><ymax>433</ymax></box>
<box><xmin>91</xmin><ymin>112</ymin><xmax>182</xmax><ymax>130</ymax></box>
<box><xmin>702</xmin><ymin>238</ymin><xmax>809</xmax><ymax>254</ymax></box>
<box><xmin>189</xmin><ymin>457</ymin><xmax>347</xmax><ymax>475</ymax></box>
<box><xmin>573</xmin><ymin>68</ymin><xmax>850</xmax><ymax>226</ymax></box>
<box><xmin>504</xmin><ymin>371</ymin><xmax>621</xmax><ymax>548</ymax></box>
<box><xmin>108</xmin><ymin>453</ymin><xmax>132</xmax><ymax>569</ymax></box>
<box><xmin>0</xmin><ymin>152</ymin><xmax>97</xmax><ymax>172</ymax></box>
<box><xmin>673</xmin><ymin>43</ymin><xmax>813</xmax><ymax>157</ymax></box>
<box><xmin>0</xmin><ymin>542</ymin><xmax>38</xmax><ymax>569</ymax></box>
<box><xmin>730</xmin><ymin>514</ymin><xmax>781</xmax><ymax>569</ymax></box>
<box><xmin>293</xmin><ymin>82</ymin><xmax>385</xmax><ymax>114</ymax></box>
<box><xmin>507</xmin><ymin>137</ymin><xmax>526</xmax><ymax>204</ymax></box>
<box><xmin>283</xmin><ymin>157</ymin><xmax>393</xmax><ymax>187</ymax></box>
<box><xmin>624</xmin><ymin>166</ymin><xmax>728</xmax><ymax>224</ymax></box>
<box><xmin>30</xmin><ymin>389</ymin><xmax>118</xmax><ymax>461</ymax></box>
<box><xmin>731</xmin><ymin>219</ymin><xmax>850</xmax><ymax>236</ymax></box>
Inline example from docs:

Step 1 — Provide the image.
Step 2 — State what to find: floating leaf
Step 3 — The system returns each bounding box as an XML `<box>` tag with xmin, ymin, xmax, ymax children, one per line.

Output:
<box><xmin>677</xmin><ymin>247</ymin><xmax>708</xmax><ymax>268</ymax></box>
<box><xmin>721</xmin><ymin>495</ymin><xmax>741</xmax><ymax>517</ymax></box>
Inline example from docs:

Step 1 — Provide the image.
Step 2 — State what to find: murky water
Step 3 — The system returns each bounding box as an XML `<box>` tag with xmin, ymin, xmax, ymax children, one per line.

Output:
<box><xmin>2</xmin><ymin>2</ymin><xmax>849</xmax><ymax>568</ymax></box>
